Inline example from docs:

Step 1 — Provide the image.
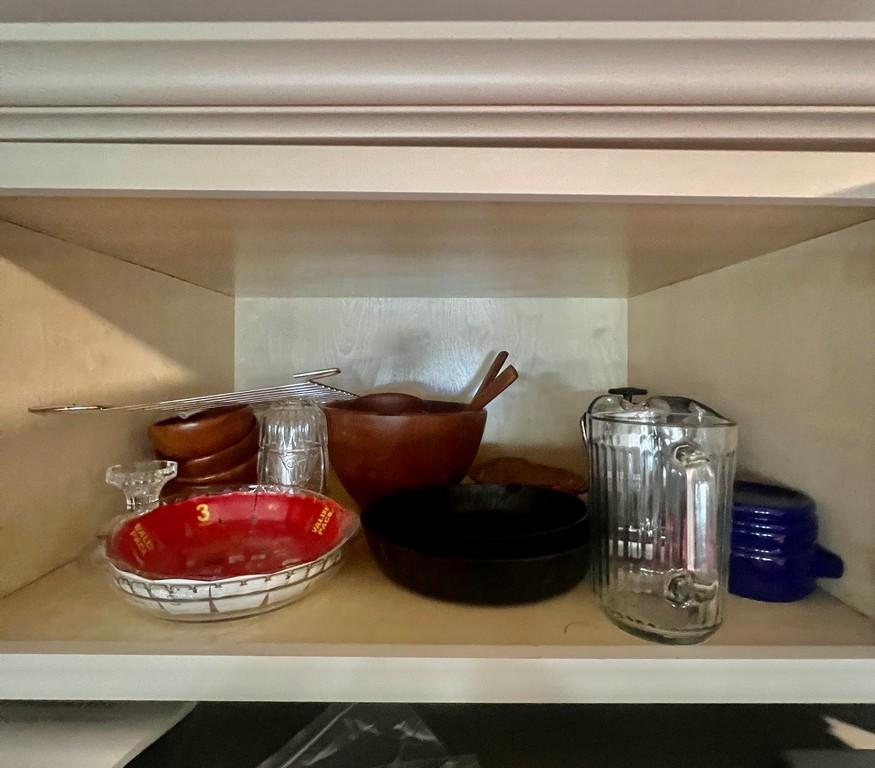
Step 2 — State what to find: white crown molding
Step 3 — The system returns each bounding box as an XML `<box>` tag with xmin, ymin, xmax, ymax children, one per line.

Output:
<box><xmin>0</xmin><ymin>22</ymin><xmax>873</xmax><ymax>146</ymax></box>
<box><xmin>3</xmin><ymin>21</ymin><xmax>875</xmax><ymax>41</ymax></box>
<box><xmin>1</xmin><ymin>106</ymin><xmax>874</xmax><ymax>148</ymax></box>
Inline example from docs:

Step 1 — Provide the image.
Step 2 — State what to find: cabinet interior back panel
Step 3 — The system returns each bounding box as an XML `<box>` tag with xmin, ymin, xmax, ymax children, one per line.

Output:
<box><xmin>236</xmin><ymin>297</ymin><xmax>626</xmax><ymax>472</ymax></box>
<box><xmin>628</xmin><ymin>219</ymin><xmax>875</xmax><ymax>618</ymax></box>
<box><xmin>0</xmin><ymin>197</ymin><xmax>870</xmax><ymax>298</ymax></box>
<box><xmin>0</xmin><ymin>223</ymin><xmax>234</xmax><ymax>597</ymax></box>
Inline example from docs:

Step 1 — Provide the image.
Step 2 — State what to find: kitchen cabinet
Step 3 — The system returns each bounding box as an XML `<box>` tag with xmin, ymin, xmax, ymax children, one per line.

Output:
<box><xmin>0</xmin><ymin>10</ymin><xmax>873</xmax><ymax>703</ymax></box>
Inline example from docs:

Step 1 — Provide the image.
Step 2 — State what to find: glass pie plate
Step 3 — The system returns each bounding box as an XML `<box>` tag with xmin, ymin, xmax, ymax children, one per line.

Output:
<box><xmin>104</xmin><ymin>484</ymin><xmax>360</xmax><ymax>621</ymax></box>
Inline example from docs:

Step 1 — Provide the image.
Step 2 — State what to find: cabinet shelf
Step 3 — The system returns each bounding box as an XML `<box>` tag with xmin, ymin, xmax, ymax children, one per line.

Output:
<box><xmin>0</xmin><ymin>538</ymin><xmax>872</xmax><ymax>703</ymax></box>
<box><xmin>1</xmin><ymin>191</ymin><xmax>873</xmax><ymax>299</ymax></box>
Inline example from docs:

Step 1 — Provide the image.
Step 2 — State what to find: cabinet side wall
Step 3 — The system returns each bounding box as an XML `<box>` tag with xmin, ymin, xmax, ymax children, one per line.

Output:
<box><xmin>0</xmin><ymin>222</ymin><xmax>234</xmax><ymax>597</ymax></box>
<box><xmin>629</xmin><ymin>220</ymin><xmax>875</xmax><ymax>617</ymax></box>
<box><xmin>236</xmin><ymin>297</ymin><xmax>626</xmax><ymax>472</ymax></box>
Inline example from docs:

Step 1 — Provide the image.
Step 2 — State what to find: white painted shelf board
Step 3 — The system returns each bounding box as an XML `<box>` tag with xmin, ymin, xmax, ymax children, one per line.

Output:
<box><xmin>0</xmin><ymin>197</ymin><xmax>871</xmax><ymax>298</ymax></box>
<box><xmin>2</xmin><ymin>145</ymin><xmax>875</xmax><ymax>204</ymax></box>
<box><xmin>0</xmin><ymin>540</ymin><xmax>872</xmax><ymax>702</ymax></box>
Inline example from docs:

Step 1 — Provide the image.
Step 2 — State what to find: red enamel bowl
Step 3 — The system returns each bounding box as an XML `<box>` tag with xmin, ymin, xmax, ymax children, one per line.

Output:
<box><xmin>106</xmin><ymin>485</ymin><xmax>359</xmax><ymax>581</ymax></box>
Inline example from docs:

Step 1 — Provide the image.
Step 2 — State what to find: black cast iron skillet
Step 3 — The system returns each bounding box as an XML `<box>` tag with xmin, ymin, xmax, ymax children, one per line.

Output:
<box><xmin>362</xmin><ymin>484</ymin><xmax>589</xmax><ymax>605</ymax></box>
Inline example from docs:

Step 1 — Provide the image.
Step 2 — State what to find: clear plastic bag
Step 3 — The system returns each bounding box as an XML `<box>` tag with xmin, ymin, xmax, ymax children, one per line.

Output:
<box><xmin>256</xmin><ymin>704</ymin><xmax>480</xmax><ymax>768</ymax></box>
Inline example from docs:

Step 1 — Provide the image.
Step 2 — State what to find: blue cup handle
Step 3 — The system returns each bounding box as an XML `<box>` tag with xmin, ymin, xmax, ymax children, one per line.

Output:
<box><xmin>813</xmin><ymin>545</ymin><xmax>844</xmax><ymax>579</ymax></box>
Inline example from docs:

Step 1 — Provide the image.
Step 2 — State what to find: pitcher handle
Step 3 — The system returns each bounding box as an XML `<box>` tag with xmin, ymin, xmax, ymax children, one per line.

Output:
<box><xmin>664</xmin><ymin>443</ymin><xmax>719</xmax><ymax>607</ymax></box>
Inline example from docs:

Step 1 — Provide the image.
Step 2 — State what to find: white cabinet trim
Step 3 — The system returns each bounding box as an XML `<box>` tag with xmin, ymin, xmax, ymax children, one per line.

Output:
<box><xmin>1</xmin><ymin>22</ymin><xmax>874</xmax><ymax>147</ymax></box>
<box><xmin>2</xmin><ymin>106</ymin><xmax>874</xmax><ymax>148</ymax></box>
<box><xmin>2</xmin><ymin>649</ymin><xmax>874</xmax><ymax>703</ymax></box>
<box><xmin>3</xmin><ymin>143</ymin><xmax>875</xmax><ymax>203</ymax></box>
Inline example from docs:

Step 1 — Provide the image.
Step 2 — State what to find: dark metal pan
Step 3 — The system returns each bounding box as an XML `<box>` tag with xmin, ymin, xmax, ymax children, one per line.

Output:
<box><xmin>362</xmin><ymin>484</ymin><xmax>589</xmax><ymax>605</ymax></box>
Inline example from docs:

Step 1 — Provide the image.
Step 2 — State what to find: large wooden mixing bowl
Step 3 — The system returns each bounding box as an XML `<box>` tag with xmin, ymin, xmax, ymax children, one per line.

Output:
<box><xmin>323</xmin><ymin>393</ymin><xmax>487</xmax><ymax>508</ymax></box>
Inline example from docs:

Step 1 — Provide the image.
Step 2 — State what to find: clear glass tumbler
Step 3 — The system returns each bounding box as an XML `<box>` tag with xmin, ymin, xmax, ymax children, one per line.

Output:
<box><xmin>257</xmin><ymin>399</ymin><xmax>328</xmax><ymax>493</ymax></box>
<box><xmin>583</xmin><ymin>394</ymin><xmax>737</xmax><ymax>644</ymax></box>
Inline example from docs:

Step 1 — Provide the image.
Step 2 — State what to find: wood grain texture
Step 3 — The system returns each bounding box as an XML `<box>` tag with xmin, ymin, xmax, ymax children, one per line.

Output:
<box><xmin>235</xmin><ymin>297</ymin><xmax>626</xmax><ymax>472</ymax></box>
<box><xmin>0</xmin><ymin>197</ymin><xmax>870</xmax><ymax>298</ymax></box>
<box><xmin>0</xmin><ymin>222</ymin><xmax>234</xmax><ymax>597</ymax></box>
<box><xmin>629</xmin><ymin>220</ymin><xmax>875</xmax><ymax>618</ymax></box>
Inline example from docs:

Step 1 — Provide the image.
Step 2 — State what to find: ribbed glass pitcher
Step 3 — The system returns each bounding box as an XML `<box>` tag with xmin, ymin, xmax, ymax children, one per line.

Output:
<box><xmin>582</xmin><ymin>391</ymin><xmax>737</xmax><ymax>644</ymax></box>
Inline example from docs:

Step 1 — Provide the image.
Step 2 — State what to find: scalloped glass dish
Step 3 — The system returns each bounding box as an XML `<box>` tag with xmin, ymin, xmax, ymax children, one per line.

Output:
<box><xmin>104</xmin><ymin>485</ymin><xmax>359</xmax><ymax>621</ymax></box>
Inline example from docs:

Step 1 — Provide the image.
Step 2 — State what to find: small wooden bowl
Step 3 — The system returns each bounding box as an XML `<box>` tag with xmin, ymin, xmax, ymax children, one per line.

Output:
<box><xmin>149</xmin><ymin>405</ymin><xmax>255</xmax><ymax>460</ymax></box>
<box><xmin>170</xmin><ymin>421</ymin><xmax>259</xmax><ymax>479</ymax></box>
<box><xmin>174</xmin><ymin>453</ymin><xmax>258</xmax><ymax>486</ymax></box>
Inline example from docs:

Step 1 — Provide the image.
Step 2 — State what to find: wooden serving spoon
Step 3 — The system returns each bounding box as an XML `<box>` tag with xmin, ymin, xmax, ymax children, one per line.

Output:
<box><xmin>470</xmin><ymin>350</ymin><xmax>509</xmax><ymax>405</ymax></box>
<box><xmin>467</xmin><ymin>363</ymin><xmax>518</xmax><ymax>411</ymax></box>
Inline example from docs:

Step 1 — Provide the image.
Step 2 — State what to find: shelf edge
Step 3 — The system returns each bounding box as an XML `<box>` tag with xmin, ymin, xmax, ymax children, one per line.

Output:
<box><xmin>2</xmin><ymin>651</ymin><xmax>874</xmax><ymax>703</ymax></box>
<box><xmin>2</xmin><ymin>144</ymin><xmax>875</xmax><ymax>203</ymax></box>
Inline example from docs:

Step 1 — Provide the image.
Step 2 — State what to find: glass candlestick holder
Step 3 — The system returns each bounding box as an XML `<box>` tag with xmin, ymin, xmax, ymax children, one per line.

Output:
<box><xmin>105</xmin><ymin>460</ymin><xmax>178</xmax><ymax>517</ymax></box>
